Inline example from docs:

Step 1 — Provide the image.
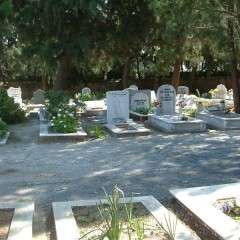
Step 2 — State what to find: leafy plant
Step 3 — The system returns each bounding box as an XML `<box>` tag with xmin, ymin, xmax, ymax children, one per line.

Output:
<box><xmin>50</xmin><ymin>106</ymin><xmax>78</xmax><ymax>133</ymax></box>
<box><xmin>183</xmin><ymin>108</ymin><xmax>197</xmax><ymax>118</ymax></box>
<box><xmin>75</xmin><ymin>92</ymin><xmax>106</xmax><ymax>102</ymax></box>
<box><xmin>0</xmin><ymin>119</ymin><xmax>8</xmax><ymax>138</ymax></box>
<box><xmin>158</xmin><ymin>214</ymin><xmax>178</xmax><ymax>240</ymax></box>
<box><xmin>86</xmin><ymin>124</ymin><xmax>106</xmax><ymax>139</ymax></box>
<box><xmin>45</xmin><ymin>90</ymin><xmax>70</xmax><ymax>117</ymax></box>
<box><xmin>0</xmin><ymin>89</ymin><xmax>25</xmax><ymax>124</ymax></box>
<box><xmin>134</xmin><ymin>107</ymin><xmax>150</xmax><ymax>115</ymax></box>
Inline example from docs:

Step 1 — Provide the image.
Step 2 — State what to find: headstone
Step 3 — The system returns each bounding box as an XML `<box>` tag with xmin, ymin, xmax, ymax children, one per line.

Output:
<box><xmin>212</xmin><ymin>84</ymin><xmax>227</xmax><ymax>99</ymax></box>
<box><xmin>151</xmin><ymin>91</ymin><xmax>157</xmax><ymax>103</ymax></box>
<box><xmin>157</xmin><ymin>84</ymin><xmax>176</xmax><ymax>115</ymax></box>
<box><xmin>82</xmin><ymin>87</ymin><xmax>91</xmax><ymax>94</ymax></box>
<box><xmin>129</xmin><ymin>85</ymin><xmax>138</xmax><ymax>90</ymax></box>
<box><xmin>178</xmin><ymin>86</ymin><xmax>189</xmax><ymax>95</ymax></box>
<box><xmin>107</xmin><ymin>90</ymin><xmax>129</xmax><ymax>124</ymax></box>
<box><xmin>130</xmin><ymin>92</ymin><xmax>150</xmax><ymax>112</ymax></box>
<box><xmin>7</xmin><ymin>87</ymin><xmax>22</xmax><ymax>106</ymax></box>
<box><xmin>31</xmin><ymin>89</ymin><xmax>45</xmax><ymax>104</ymax></box>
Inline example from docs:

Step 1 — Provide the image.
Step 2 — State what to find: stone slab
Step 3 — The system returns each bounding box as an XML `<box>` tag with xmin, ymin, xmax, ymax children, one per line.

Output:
<box><xmin>39</xmin><ymin>122</ymin><xmax>87</xmax><ymax>143</ymax></box>
<box><xmin>0</xmin><ymin>202</ymin><xmax>34</xmax><ymax>240</ymax></box>
<box><xmin>171</xmin><ymin>182</ymin><xmax>240</xmax><ymax>240</ymax></box>
<box><xmin>0</xmin><ymin>132</ymin><xmax>10</xmax><ymax>145</ymax></box>
<box><xmin>148</xmin><ymin>114</ymin><xmax>207</xmax><ymax>133</ymax></box>
<box><xmin>83</xmin><ymin>100</ymin><xmax>107</xmax><ymax>116</ymax></box>
<box><xmin>198</xmin><ymin>112</ymin><xmax>240</xmax><ymax>130</ymax></box>
<box><xmin>104</xmin><ymin>121</ymin><xmax>151</xmax><ymax>137</ymax></box>
<box><xmin>52</xmin><ymin>196</ymin><xmax>199</xmax><ymax>240</ymax></box>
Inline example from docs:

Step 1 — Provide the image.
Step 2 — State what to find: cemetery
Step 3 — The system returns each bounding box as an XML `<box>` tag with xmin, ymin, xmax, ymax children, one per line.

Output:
<box><xmin>1</xmin><ymin>1</ymin><xmax>240</xmax><ymax>240</ymax></box>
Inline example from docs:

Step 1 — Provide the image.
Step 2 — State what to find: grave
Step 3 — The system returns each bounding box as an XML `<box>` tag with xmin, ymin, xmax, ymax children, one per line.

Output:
<box><xmin>82</xmin><ymin>87</ymin><xmax>91</xmax><ymax>94</ymax></box>
<box><xmin>129</xmin><ymin>84</ymin><xmax>138</xmax><ymax>90</ymax></box>
<box><xmin>148</xmin><ymin>84</ymin><xmax>206</xmax><ymax>133</ymax></box>
<box><xmin>7</xmin><ymin>87</ymin><xmax>23</xmax><ymax>107</ymax></box>
<box><xmin>0</xmin><ymin>132</ymin><xmax>10</xmax><ymax>146</ymax></box>
<box><xmin>171</xmin><ymin>182</ymin><xmax>240</xmax><ymax>240</ymax></box>
<box><xmin>129</xmin><ymin>90</ymin><xmax>151</xmax><ymax>121</ymax></box>
<box><xmin>0</xmin><ymin>202</ymin><xmax>34</xmax><ymax>240</ymax></box>
<box><xmin>52</xmin><ymin>196</ymin><xmax>199</xmax><ymax>240</ymax></box>
<box><xmin>31</xmin><ymin>89</ymin><xmax>45</xmax><ymax>105</ymax></box>
<box><xmin>105</xmin><ymin>90</ymin><xmax>151</xmax><ymax>136</ymax></box>
<box><xmin>211</xmin><ymin>84</ymin><xmax>228</xmax><ymax>99</ymax></box>
<box><xmin>83</xmin><ymin>100</ymin><xmax>107</xmax><ymax>116</ymax></box>
<box><xmin>198</xmin><ymin>110</ymin><xmax>240</xmax><ymax>130</ymax></box>
<box><xmin>178</xmin><ymin>86</ymin><xmax>189</xmax><ymax>95</ymax></box>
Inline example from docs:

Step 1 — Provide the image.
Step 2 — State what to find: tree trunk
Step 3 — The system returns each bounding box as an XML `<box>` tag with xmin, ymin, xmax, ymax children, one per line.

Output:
<box><xmin>53</xmin><ymin>54</ymin><xmax>72</xmax><ymax>90</ymax></box>
<box><xmin>228</xmin><ymin>1</ymin><xmax>240</xmax><ymax>113</ymax></box>
<box><xmin>122</xmin><ymin>57</ymin><xmax>131</xmax><ymax>89</ymax></box>
<box><xmin>171</xmin><ymin>56</ymin><xmax>182</xmax><ymax>89</ymax></box>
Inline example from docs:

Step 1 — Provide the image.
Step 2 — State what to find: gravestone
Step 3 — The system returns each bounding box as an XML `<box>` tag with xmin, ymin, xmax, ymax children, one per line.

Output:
<box><xmin>7</xmin><ymin>87</ymin><xmax>22</xmax><ymax>106</ymax></box>
<box><xmin>178</xmin><ymin>86</ymin><xmax>189</xmax><ymax>95</ymax></box>
<box><xmin>107</xmin><ymin>90</ymin><xmax>129</xmax><ymax>124</ymax></box>
<box><xmin>129</xmin><ymin>85</ymin><xmax>138</xmax><ymax>90</ymax></box>
<box><xmin>32</xmin><ymin>89</ymin><xmax>45</xmax><ymax>104</ymax></box>
<box><xmin>130</xmin><ymin>92</ymin><xmax>150</xmax><ymax>112</ymax></box>
<box><xmin>151</xmin><ymin>91</ymin><xmax>157</xmax><ymax>103</ymax></box>
<box><xmin>212</xmin><ymin>84</ymin><xmax>227</xmax><ymax>99</ymax></box>
<box><xmin>82</xmin><ymin>87</ymin><xmax>91</xmax><ymax>94</ymax></box>
<box><xmin>157</xmin><ymin>84</ymin><xmax>176</xmax><ymax>115</ymax></box>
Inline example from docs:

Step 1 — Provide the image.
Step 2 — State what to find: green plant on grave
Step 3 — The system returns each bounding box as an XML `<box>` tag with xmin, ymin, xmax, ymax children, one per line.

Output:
<box><xmin>75</xmin><ymin>92</ymin><xmax>106</xmax><ymax>102</ymax></box>
<box><xmin>86</xmin><ymin>124</ymin><xmax>106</xmax><ymax>139</ymax></box>
<box><xmin>0</xmin><ymin>119</ymin><xmax>8</xmax><ymax>138</ymax></box>
<box><xmin>50</xmin><ymin>105</ymin><xmax>78</xmax><ymax>133</ymax></box>
<box><xmin>183</xmin><ymin>108</ymin><xmax>197</xmax><ymax>118</ymax></box>
<box><xmin>0</xmin><ymin>89</ymin><xmax>26</xmax><ymax>124</ymax></box>
<box><xmin>158</xmin><ymin>213</ymin><xmax>178</xmax><ymax>240</ymax></box>
<box><xmin>44</xmin><ymin>90</ymin><xmax>70</xmax><ymax>117</ymax></box>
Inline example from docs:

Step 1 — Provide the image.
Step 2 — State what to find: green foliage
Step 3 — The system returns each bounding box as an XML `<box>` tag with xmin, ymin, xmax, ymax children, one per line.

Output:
<box><xmin>50</xmin><ymin>106</ymin><xmax>78</xmax><ymax>133</ymax></box>
<box><xmin>85</xmin><ymin>124</ymin><xmax>106</xmax><ymax>139</ymax></box>
<box><xmin>75</xmin><ymin>92</ymin><xmax>106</xmax><ymax>102</ymax></box>
<box><xmin>45</xmin><ymin>90</ymin><xmax>70</xmax><ymax>116</ymax></box>
<box><xmin>0</xmin><ymin>89</ymin><xmax>25</xmax><ymax>124</ymax></box>
<box><xmin>183</xmin><ymin>108</ymin><xmax>197</xmax><ymax>118</ymax></box>
<box><xmin>0</xmin><ymin>119</ymin><xmax>8</xmax><ymax>138</ymax></box>
<box><xmin>134</xmin><ymin>108</ymin><xmax>150</xmax><ymax>115</ymax></box>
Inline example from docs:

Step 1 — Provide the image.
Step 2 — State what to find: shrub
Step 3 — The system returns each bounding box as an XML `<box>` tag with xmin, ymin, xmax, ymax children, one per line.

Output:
<box><xmin>50</xmin><ymin>106</ymin><xmax>78</xmax><ymax>133</ymax></box>
<box><xmin>0</xmin><ymin>89</ymin><xmax>25</xmax><ymax>124</ymax></box>
<box><xmin>86</xmin><ymin>124</ymin><xmax>106</xmax><ymax>139</ymax></box>
<box><xmin>45</xmin><ymin>90</ymin><xmax>70</xmax><ymax>117</ymax></box>
<box><xmin>0</xmin><ymin>119</ymin><xmax>8</xmax><ymax>138</ymax></box>
<box><xmin>75</xmin><ymin>92</ymin><xmax>106</xmax><ymax>102</ymax></box>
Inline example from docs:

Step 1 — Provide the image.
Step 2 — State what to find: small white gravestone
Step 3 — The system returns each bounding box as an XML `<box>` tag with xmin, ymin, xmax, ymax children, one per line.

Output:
<box><xmin>211</xmin><ymin>84</ymin><xmax>227</xmax><ymax>99</ymax></box>
<box><xmin>7</xmin><ymin>87</ymin><xmax>22</xmax><ymax>106</ymax></box>
<box><xmin>129</xmin><ymin>85</ymin><xmax>138</xmax><ymax>90</ymax></box>
<box><xmin>151</xmin><ymin>91</ymin><xmax>157</xmax><ymax>103</ymax></box>
<box><xmin>82</xmin><ymin>87</ymin><xmax>91</xmax><ymax>94</ymax></box>
<box><xmin>130</xmin><ymin>92</ymin><xmax>150</xmax><ymax>111</ymax></box>
<box><xmin>157</xmin><ymin>84</ymin><xmax>176</xmax><ymax>115</ymax></box>
<box><xmin>107</xmin><ymin>90</ymin><xmax>129</xmax><ymax>124</ymax></box>
<box><xmin>178</xmin><ymin>86</ymin><xmax>189</xmax><ymax>95</ymax></box>
<box><xmin>32</xmin><ymin>89</ymin><xmax>45</xmax><ymax>104</ymax></box>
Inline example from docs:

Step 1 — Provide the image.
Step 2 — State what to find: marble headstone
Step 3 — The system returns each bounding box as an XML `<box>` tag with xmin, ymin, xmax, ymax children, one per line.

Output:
<box><xmin>32</xmin><ymin>89</ymin><xmax>45</xmax><ymax>104</ymax></box>
<box><xmin>178</xmin><ymin>86</ymin><xmax>189</xmax><ymax>95</ymax></box>
<box><xmin>107</xmin><ymin>90</ymin><xmax>129</xmax><ymax>124</ymax></box>
<box><xmin>7</xmin><ymin>87</ymin><xmax>22</xmax><ymax>106</ymax></box>
<box><xmin>130</xmin><ymin>92</ymin><xmax>150</xmax><ymax>111</ymax></box>
<box><xmin>157</xmin><ymin>84</ymin><xmax>176</xmax><ymax>115</ymax></box>
<box><xmin>82</xmin><ymin>87</ymin><xmax>91</xmax><ymax>94</ymax></box>
<box><xmin>216</xmin><ymin>84</ymin><xmax>227</xmax><ymax>99</ymax></box>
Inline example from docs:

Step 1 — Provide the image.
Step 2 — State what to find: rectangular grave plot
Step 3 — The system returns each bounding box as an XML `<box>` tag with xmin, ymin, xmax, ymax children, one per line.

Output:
<box><xmin>171</xmin><ymin>182</ymin><xmax>240</xmax><ymax>240</ymax></box>
<box><xmin>0</xmin><ymin>202</ymin><xmax>34</xmax><ymax>240</ymax></box>
<box><xmin>53</xmin><ymin>196</ymin><xmax>199</xmax><ymax>240</ymax></box>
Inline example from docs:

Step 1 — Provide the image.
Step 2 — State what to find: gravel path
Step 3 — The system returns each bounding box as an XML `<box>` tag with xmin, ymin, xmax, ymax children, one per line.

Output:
<box><xmin>1</xmin><ymin>118</ymin><xmax>240</xmax><ymax>239</ymax></box>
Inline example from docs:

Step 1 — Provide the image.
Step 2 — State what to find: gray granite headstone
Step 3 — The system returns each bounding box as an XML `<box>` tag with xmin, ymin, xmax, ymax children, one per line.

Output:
<box><xmin>32</xmin><ymin>89</ymin><xmax>45</xmax><ymax>104</ymax></box>
<box><xmin>7</xmin><ymin>87</ymin><xmax>22</xmax><ymax>106</ymax></box>
<box><xmin>107</xmin><ymin>90</ymin><xmax>129</xmax><ymax>124</ymax></box>
<box><xmin>178</xmin><ymin>86</ymin><xmax>189</xmax><ymax>95</ymax></box>
<box><xmin>130</xmin><ymin>92</ymin><xmax>150</xmax><ymax>111</ymax></box>
<box><xmin>82</xmin><ymin>87</ymin><xmax>91</xmax><ymax>94</ymax></box>
<box><xmin>157</xmin><ymin>84</ymin><xmax>176</xmax><ymax>115</ymax></box>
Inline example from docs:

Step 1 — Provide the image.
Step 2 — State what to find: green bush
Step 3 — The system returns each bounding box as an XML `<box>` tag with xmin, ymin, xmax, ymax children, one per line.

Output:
<box><xmin>0</xmin><ymin>89</ymin><xmax>25</xmax><ymax>124</ymax></box>
<box><xmin>86</xmin><ymin>124</ymin><xmax>106</xmax><ymax>139</ymax></box>
<box><xmin>75</xmin><ymin>92</ymin><xmax>106</xmax><ymax>102</ymax></box>
<box><xmin>0</xmin><ymin>119</ymin><xmax>8</xmax><ymax>138</ymax></box>
<box><xmin>45</xmin><ymin>90</ymin><xmax>70</xmax><ymax>117</ymax></box>
<box><xmin>50</xmin><ymin>106</ymin><xmax>78</xmax><ymax>133</ymax></box>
